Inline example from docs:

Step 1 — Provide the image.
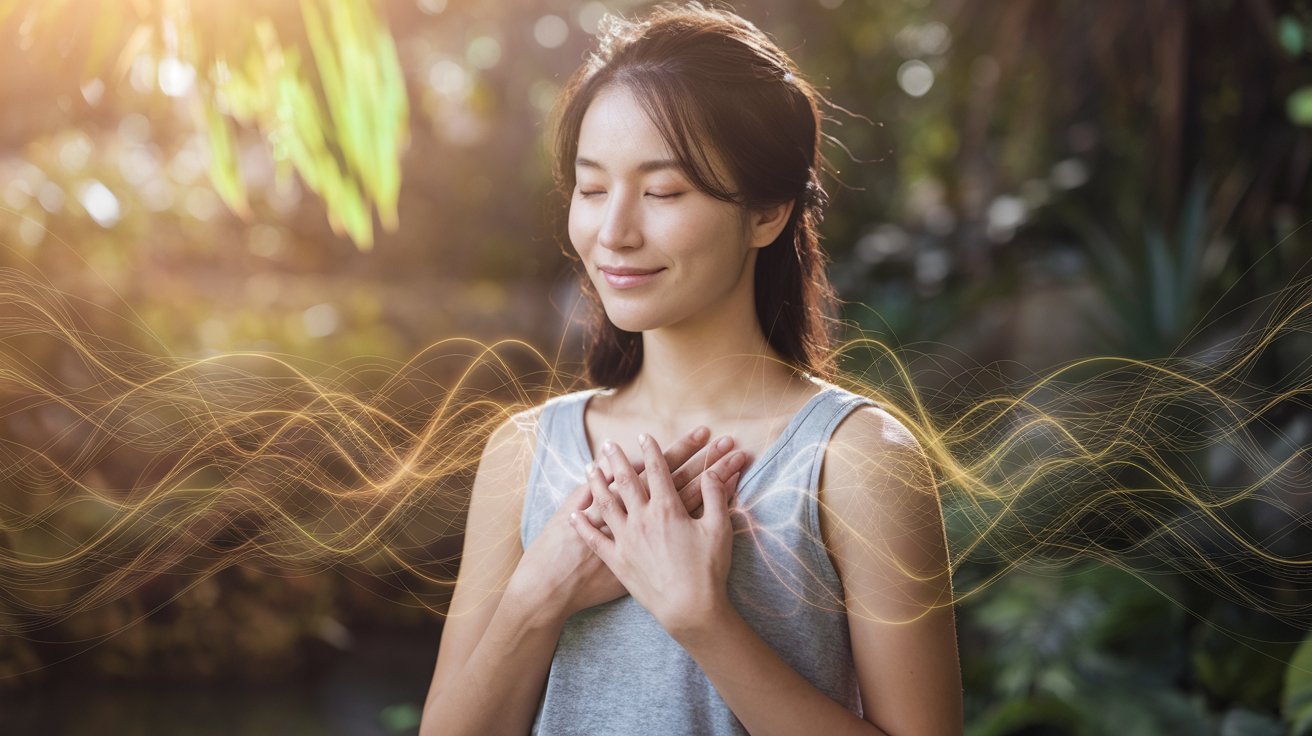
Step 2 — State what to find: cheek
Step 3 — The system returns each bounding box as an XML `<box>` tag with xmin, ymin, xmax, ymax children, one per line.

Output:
<box><xmin>680</xmin><ymin>212</ymin><xmax>747</xmax><ymax>266</ymax></box>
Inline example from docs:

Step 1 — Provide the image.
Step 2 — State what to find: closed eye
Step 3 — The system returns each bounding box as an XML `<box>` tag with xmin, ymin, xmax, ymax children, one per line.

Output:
<box><xmin>576</xmin><ymin>191</ymin><xmax>684</xmax><ymax>199</ymax></box>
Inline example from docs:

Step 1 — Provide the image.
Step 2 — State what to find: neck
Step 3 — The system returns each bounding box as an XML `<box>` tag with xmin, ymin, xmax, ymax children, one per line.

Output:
<box><xmin>615</xmin><ymin>292</ymin><xmax>810</xmax><ymax>429</ymax></box>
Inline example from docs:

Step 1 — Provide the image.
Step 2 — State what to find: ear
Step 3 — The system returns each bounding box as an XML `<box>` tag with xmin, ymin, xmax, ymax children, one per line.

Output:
<box><xmin>748</xmin><ymin>199</ymin><xmax>796</xmax><ymax>249</ymax></box>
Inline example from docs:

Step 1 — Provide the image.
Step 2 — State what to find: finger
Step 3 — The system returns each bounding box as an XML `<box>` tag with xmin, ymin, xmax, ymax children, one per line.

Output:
<box><xmin>585</xmin><ymin>463</ymin><xmax>615</xmax><ymax>526</ymax></box>
<box><xmin>685</xmin><ymin>449</ymin><xmax>748</xmax><ymax>515</ymax></box>
<box><xmin>671</xmin><ymin>435</ymin><xmax>734</xmax><ymax>503</ymax></box>
<box><xmin>571</xmin><ymin>476</ymin><xmax>607</xmax><ymax>527</ymax></box>
<box><xmin>602</xmin><ymin>439</ymin><xmax>648</xmax><ymax>511</ymax></box>
<box><xmin>589</xmin><ymin>461</ymin><xmax>630</xmax><ymax>517</ymax></box>
<box><xmin>586</xmin><ymin>460</ymin><xmax>627</xmax><ymax>530</ymax></box>
<box><xmin>568</xmin><ymin>480</ymin><xmax>600</xmax><ymax>525</ymax></box>
<box><xmin>584</xmin><ymin>498</ymin><xmax>604</xmax><ymax>527</ymax></box>
<box><xmin>726</xmin><ymin>470</ymin><xmax>742</xmax><ymax>507</ymax></box>
<box><xmin>724</xmin><ymin>471</ymin><xmax>742</xmax><ymax>514</ymax></box>
<box><xmin>675</xmin><ymin>435</ymin><xmax>735</xmax><ymax>512</ymax></box>
<box><xmin>700</xmin><ymin>467</ymin><xmax>739</xmax><ymax>529</ymax></box>
<box><xmin>582</xmin><ymin>492</ymin><xmax>622</xmax><ymax>528</ymax></box>
<box><xmin>637</xmin><ymin>433</ymin><xmax>679</xmax><ymax>505</ymax></box>
<box><xmin>570</xmin><ymin>510</ymin><xmax>618</xmax><ymax>565</ymax></box>
<box><xmin>594</xmin><ymin>428</ymin><xmax>713</xmax><ymax>512</ymax></box>
<box><xmin>703</xmin><ymin>469</ymin><xmax>745</xmax><ymax>527</ymax></box>
<box><xmin>597</xmin><ymin>426</ymin><xmax>706</xmax><ymax>486</ymax></box>
<box><xmin>692</xmin><ymin>470</ymin><xmax>742</xmax><ymax>519</ymax></box>
<box><xmin>568</xmin><ymin>481</ymin><xmax>609</xmax><ymax>527</ymax></box>
<box><xmin>655</xmin><ymin>425</ymin><xmax>711</xmax><ymax>480</ymax></box>
<box><xmin>567</xmin><ymin>479</ymin><xmax>593</xmax><ymax>509</ymax></box>
<box><xmin>599</xmin><ymin>456</ymin><xmax>644</xmax><ymax>482</ymax></box>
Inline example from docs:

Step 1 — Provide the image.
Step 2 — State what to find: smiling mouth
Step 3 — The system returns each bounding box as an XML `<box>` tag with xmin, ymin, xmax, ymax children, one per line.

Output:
<box><xmin>600</xmin><ymin>268</ymin><xmax>665</xmax><ymax>288</ymax></box>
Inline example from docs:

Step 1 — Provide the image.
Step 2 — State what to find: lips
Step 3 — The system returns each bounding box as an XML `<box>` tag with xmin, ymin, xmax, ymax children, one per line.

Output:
<box><xmin>599</xmin><ymin>266</ymin><xmax>665</xmax><ymax>289</ymax></box>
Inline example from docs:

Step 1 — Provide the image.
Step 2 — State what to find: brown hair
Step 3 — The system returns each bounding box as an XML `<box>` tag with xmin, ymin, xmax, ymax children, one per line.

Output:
<box><xmin>549</xmin><ymin>1</ymin><xmax>840</xmax><ymax>388</ymax></box>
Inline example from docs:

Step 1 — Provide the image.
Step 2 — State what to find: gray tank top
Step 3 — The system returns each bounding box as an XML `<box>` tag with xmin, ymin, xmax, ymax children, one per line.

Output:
<box><xmin>520</xmin><ymin>378</ymin><xmax>875</xmax><ymax>734</ymax></box>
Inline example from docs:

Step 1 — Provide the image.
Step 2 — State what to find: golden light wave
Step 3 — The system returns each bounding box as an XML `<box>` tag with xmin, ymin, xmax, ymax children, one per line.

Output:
<box><xmin>0</xmin><ymin>265</ymin><xmax>1308</xmax><ymax>660</ymax></box>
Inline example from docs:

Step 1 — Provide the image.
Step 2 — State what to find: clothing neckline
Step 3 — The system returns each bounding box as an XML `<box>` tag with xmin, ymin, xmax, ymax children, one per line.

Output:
<box><xmin>571</xmin><ymin>377</ymin><xmax>838</xmax><ymax>492</ymax></box>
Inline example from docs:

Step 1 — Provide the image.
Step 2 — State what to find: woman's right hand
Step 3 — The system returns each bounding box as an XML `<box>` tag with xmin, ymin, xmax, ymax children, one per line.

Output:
<box><xmin>506</xmin><ymin>427</ymin><xmax>747</xmax><ymax>624</ymax></box>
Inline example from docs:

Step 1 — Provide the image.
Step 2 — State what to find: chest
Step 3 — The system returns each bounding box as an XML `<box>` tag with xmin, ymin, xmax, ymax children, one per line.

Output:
<box><xmin>581</xmin><ymin>411</ymin><xmax>794</xmax><ymax>475</ymax></box>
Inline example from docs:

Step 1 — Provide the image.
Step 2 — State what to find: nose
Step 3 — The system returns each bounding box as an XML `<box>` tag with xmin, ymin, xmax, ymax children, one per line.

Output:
<box><xmin>597</xmin><ymin>191</ymin><xmax>643</xmax><ymax>252</ymax></box>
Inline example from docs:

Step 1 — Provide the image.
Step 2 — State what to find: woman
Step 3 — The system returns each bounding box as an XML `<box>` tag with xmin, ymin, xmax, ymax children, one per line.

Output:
<box><xmin>421</xmin><ymin>3</ymin><xmax>962</xmax><ymax>734</ymax></box>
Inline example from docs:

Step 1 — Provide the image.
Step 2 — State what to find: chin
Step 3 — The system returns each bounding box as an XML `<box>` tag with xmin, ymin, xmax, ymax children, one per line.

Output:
<box><xmin>604</xmin><ymin>312</ymin><xmax>656</xmax><ymax>334</ymax></box>
<box><xmin>599</xmin><ymin>301</ymin><xmax>665</xmax><ymax>333</ymax></box>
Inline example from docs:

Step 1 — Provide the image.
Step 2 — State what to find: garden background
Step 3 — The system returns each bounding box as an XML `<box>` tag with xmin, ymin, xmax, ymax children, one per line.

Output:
<box><xmin>0</xmin><ymin>1</ymin><xmax>1310</xmax><ymax>734</ymax></box>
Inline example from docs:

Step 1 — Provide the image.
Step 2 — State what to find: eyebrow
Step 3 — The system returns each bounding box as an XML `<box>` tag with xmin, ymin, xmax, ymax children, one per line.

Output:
<box><xmin>575</xmin><ymin>157</ymin><xmax>683</xmax><ymax>174</ymax></box>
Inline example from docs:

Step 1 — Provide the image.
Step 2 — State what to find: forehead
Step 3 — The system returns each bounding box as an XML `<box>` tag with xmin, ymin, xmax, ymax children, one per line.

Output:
<box><xmin>575</xmin><ymin>86</ymin><xmax>679</xmax><ymax>175</ymax></box>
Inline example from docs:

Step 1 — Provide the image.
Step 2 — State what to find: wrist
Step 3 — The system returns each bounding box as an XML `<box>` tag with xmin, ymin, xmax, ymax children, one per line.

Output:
<box><xmin>663</xmin><ymin>591</ymin><xmax>737</xmax><ymax>647</ymax></box>
<box><xmin>503</xmin><ymin>575</ymin><xmax>569</xmax><ymax>632</ymax></box>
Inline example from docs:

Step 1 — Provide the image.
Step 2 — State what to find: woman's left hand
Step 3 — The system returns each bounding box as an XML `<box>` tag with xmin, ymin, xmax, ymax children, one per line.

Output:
<box><xmin>569</xmin><ymin>432</ymin><xmax>748</xmax><ymax>638</ymax></box>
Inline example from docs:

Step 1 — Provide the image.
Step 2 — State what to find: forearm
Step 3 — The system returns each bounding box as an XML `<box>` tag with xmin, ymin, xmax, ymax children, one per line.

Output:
<box><xmin>673</xmin><ymin>601</ymin><xmax>886</xmax><ymax>736</ymax></box>
<box><xmin>420</xmin><ymin>593</ymin><xmax>564</xmax><ymax>736</ymax></box>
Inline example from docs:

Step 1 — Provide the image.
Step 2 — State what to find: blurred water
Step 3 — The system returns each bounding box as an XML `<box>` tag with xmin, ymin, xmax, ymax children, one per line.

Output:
<box><xmin>0</xmin><ymin>628</ymin><xmax>439</xmax><ymax>736</ymax></box>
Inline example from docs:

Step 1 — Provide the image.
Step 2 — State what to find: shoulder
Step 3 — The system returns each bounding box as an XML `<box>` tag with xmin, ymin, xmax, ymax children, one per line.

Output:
<box><xmin>467</xmin><ymin>402</ymin><xmax>553</xmax><ymax>535</ymax></box>
<box><xmin>828</xmin><ymin>401</ymin><xmax>923</xmax><ymax>453</ymax></box>
<box><xmin>823</xmin><ymin>402</ymin><xmax>932</xmax><ymax>491</ymax></box>
<box><xmin>817</xmin><ymin>400</ymin><xmax>951</xmax><ymax>605</ymax></box>
<box><xmin>479</xmin><ymin>388</ymin><xmax>596</xmax><ymax>466</ymax></box>
<box><xmin>482</xmin><ymin>404</ymin><xmax>542</xmax><ymax>459</ymax></box>
<box><xmin>818</xmin><ymin>401</ymin><xmax>939</xmax><ymax>542</ymax></box>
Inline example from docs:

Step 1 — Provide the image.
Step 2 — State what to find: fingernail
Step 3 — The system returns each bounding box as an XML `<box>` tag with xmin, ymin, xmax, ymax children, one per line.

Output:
<box><xmin>693</xmin><ymin>426</ymin><xmax>709</xmax><ymax>441</ymax></box>
<box><xmin>570</xmin><ymin>512</ymin><xmax>577</xmax><ymax>522</ymax></box>
<box><xmin>603</xmin><ymin>440</ymin><xmax>616</xmax><ymax>454</ymax></box>
<box><xmin>637</xmin><ymin>432</ymin><xmax>648</xmax><ymax>446</ymax></box>
<box><xmin>585</xmin><ymin>461</ymin><xmax>596</xmax><ymax>476</ymax></box>
<box><xmin>715</xmin><ymin>436</ymin><xmax>732</xmax><ymax>451</ymax></box>
<box><xmin>730</xmin><ymin>451</ymin><xmax>746</xmax><ymax>468</ymax></box>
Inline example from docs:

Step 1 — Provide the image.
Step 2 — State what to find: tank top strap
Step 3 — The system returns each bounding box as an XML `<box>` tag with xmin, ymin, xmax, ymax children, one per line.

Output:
<box><xmin>520</xmin><ymin>388</ymin><xmax>603</xmax><ymax>548</ymax></box>
<box><xmin>795</xmin><ymin>383</ymin><xmax>880</xmax><ymax>484</ymax></box>
<box><xmin>561</xmin><ymin>385</ymin><xmax>606</xmax><ymax>464</ymax></box>
<box><xmin>780</xmin><ymin>383</ymin><xmax>879</xmax><ymax>560</ymax></box>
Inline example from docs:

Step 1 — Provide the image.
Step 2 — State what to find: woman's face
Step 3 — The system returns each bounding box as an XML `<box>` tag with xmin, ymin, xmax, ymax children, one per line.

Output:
<box><xmin>568</xmin><ymin>85</ymin><xmax>757</xmax><ymax>334</ymax></box>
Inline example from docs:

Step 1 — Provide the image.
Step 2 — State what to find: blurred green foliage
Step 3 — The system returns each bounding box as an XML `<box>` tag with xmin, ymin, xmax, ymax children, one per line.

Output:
<box><xmin>0</xmin><ymin>0</ymin><xmax>408</xmax><ymax>248</ymax></box>
<box><xmin>1286</xmin><ymin>634</ymin><xmax>1312</xmax><ymax>735</ymax></box>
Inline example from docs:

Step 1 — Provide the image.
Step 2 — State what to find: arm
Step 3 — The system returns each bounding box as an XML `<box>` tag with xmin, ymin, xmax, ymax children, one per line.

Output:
<box><xmin>672</xmin><ymin>604</ymin><xmax>886</xmax><ymax>735</ymax></box>
<box><xmin>421</xmin><ymin>410</ymin><xmax>555</xmax><ymax>736</ymax></box>
<box><xmin>819</xmin><ymin>406</ymin><xmax>963</xmax><ymax>734</ymax></box>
